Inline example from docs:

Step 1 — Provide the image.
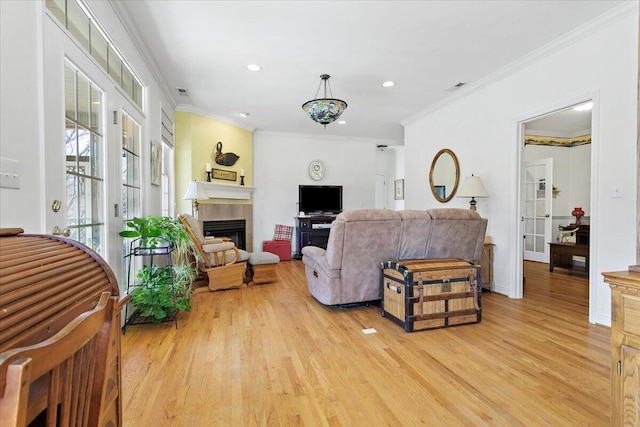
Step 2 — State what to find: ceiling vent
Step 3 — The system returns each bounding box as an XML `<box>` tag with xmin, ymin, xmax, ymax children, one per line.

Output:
<box><xmin>446</xmin><ymin>82</ymin><xmax>467</xmax><ymax>92</ymax></box>
<box><xmin>176</xmin><ymin>88</ymin><xmax>190</xmax><ymax>97</ymax></box>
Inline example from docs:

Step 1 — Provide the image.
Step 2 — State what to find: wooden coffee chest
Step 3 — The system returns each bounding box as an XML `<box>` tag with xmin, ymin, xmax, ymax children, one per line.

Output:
<box><xmin>381</xmin><ymin>258</ymin><xmax>481</xmax><ymax>332</ymax></box>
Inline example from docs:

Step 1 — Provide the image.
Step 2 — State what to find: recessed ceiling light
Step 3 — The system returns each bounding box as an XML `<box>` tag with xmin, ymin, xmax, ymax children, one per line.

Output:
<box><xmin>382</xmin><ymin>81</ymin><xmax>395</xmax><ymax>87</ymax></box>
<box><xmin>337</xmin><ymin>120</ymin><xmax>346</xmax><ymax>125</ymax></box>
<box><xmin>247</xmin><ymin>64</ymin><xmax>261</xmax><ymax>72</ymax></box>
<box><xmin>573</xmin><ymin>102</ymin><xmax>593</xmax><ymax>112</ymax></box>
<box><xmin>238</xmin><ymin>112</ymin><xmax>250</xmax><ymax>118</ymax></box>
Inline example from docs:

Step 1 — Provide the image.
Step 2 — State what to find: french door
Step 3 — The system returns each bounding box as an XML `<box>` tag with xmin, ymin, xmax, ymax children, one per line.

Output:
<box><xmin>44</xmin><ymin>14</ymin><xmax>144</xmax><ymax>288</ymax></box>
<box><xmin>522</xmin><ymin>158</ymin><xmax>553</xmax><ymax>263</ymax></box>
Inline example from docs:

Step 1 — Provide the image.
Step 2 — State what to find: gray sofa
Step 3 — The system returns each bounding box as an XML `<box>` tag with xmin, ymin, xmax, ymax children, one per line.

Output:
<box><xmin>301</xmin><ymin>208</ymin><xmax>487</xmax><ymax>306</ymax></box>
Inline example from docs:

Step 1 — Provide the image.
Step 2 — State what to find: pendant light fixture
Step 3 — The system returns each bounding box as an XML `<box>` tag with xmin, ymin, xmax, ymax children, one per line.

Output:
<box><xmin>302</xmin><ymin>74</ymin><xmax>347</xmax><ymax>126</ymax></box>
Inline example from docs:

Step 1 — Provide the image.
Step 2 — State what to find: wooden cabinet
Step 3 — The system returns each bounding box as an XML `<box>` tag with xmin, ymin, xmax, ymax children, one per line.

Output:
<box><xmin>480</xmin><ymin>243</ymin><xmax>494</xmax><ymax>291</ymax></box>
<box><xmin>602</xmin><ymin>270</ymin><xmax>640</xmax><ymax>427</ymax></box>
<box><xmin>549</xmin><ymin>243</ymin><xmax>589</xmax><ymax>273</ymax></box>
<box><xmin>294</xmin><ymin>215</ymin><xmax>336</xmax><ymax>259</ymax></box>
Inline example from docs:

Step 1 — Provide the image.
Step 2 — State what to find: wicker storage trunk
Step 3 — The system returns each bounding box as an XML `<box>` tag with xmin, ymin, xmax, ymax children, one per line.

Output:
<box><xmin>381</xmin><ymin>258</ymin><xmax>481</xmax><ymax>331</ymax></box>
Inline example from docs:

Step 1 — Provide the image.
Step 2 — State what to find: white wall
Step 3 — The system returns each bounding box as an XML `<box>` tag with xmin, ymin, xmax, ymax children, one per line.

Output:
<box><xmin>252</xmin><ymin>131</ymin><xmax>380</xmax><ymax>251</ymax></box>
<box><xmin>389</xmin><ymin>146</ymin><xmax>406</xmax><ymax>211</ymax></box>
<box><xmin>0</xmin><ymin>1</ymin><xmax>176</xmax><ymax>234</ymax></box>
<box><xmin>403</xmin><ymin>5</ymin><xmax>638</xmax><ymax>326</ymax></box>
<box><xmin>0</xmin><ymin>0</ymin><xmax>43</xmax><ymax>232</ymax></box>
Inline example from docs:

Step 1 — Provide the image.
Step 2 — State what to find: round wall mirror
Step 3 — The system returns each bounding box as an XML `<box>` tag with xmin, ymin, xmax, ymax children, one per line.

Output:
<box><xmin>429</xmin><ymin>148</ymin><xmax>460</xmax><ymax>203</ymax></box>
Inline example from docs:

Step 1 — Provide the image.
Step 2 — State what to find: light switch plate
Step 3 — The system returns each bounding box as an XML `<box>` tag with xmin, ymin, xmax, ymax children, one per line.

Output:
<box><xmin>0</xmin><ymin>157</ymin><xmax>20</xmax><ymax>189</ymax></box>
<box><xmin>612</xmin><ymin>185</ymin><xmax>623</xmax><ymax>198</ymax></box>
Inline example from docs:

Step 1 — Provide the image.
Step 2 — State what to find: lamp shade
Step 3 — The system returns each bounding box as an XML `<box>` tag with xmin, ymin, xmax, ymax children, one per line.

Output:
<box><xmin>302</xmin><ymin>98</ymin><xmax>347</xmax><ymax>125</ymax></box>
<box><xmin>182</xmin><ymin>181</ymin><xmax>208</xmax><ymax>200</ymax></box>
<box><xmin>302</xmin><ymin>74</ymin><xmax>347</xmax><ymax>126</ymax></box>
<box><xmin>457</xmin><ymin>175</ymin><xmax>488</xmax><ymax>198</ymax></box>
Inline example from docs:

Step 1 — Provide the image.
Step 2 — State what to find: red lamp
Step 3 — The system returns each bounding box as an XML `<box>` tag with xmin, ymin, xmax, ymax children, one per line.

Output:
<box><xmin>571</xmin><ymin>207</ymin><xmax>585</xmax><ymax>226</ymax></box>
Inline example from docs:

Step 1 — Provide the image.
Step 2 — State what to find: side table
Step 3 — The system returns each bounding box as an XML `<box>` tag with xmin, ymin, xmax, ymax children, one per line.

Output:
<box><xmin>481</xmin><ymin>242</ymin><xmax>495</xmax><ymax>291</ymax></box>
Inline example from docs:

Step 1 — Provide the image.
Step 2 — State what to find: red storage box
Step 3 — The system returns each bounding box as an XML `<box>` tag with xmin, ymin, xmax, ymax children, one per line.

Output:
<box><xmin>263</xmin><ymin>240</ymin><xmax>291</xmax><ymax>261</ymax></box>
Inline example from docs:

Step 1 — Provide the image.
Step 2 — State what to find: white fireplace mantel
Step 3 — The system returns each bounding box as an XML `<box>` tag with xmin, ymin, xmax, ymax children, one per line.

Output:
<box><xmin>197</xmin><ymin>181</ymin><xmax>255</xmax><ymax>200</ymax></box>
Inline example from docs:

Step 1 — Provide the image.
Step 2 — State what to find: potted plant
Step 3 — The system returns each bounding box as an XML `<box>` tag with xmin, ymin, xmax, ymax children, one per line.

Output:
<box><xmin>120</xmin><ymin>216</ymin><xmax>199</xmax><ymax>323</ymax></box>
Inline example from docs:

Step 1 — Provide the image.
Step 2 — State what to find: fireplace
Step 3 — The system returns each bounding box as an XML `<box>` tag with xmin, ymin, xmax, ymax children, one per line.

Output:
<box><xmin>203</xmin><ymin>219</ymin><xmax>246</xmax><ymax>250</ymax></box>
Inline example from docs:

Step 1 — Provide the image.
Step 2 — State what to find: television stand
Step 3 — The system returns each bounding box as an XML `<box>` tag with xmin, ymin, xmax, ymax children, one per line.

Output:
<box><xmin>294</xmin><ymin>215</ymin><xmax>336</xmax><ymax>259</ymax></box>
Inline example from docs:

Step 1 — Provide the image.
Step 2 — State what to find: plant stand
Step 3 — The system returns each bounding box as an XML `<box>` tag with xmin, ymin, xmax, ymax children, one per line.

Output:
<box><xmin>123</xmin><ymin>237</ymin><xmax>178</xmax><ymax>333</ymax></box>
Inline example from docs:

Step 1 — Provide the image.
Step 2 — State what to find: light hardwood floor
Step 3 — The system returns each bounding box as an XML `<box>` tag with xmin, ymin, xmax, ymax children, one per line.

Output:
<box><xmin>121</xmin><ymin>260</ymin><xmax>610</xmax><ymax>426</ymax></box>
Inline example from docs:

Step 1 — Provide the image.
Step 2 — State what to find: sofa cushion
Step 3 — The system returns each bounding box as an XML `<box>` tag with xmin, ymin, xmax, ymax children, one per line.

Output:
<box><xmin>337</xmin><ymin>209</ymin><xmax>403</xmax><ymax>303</ymax></box>
<box><xmin>182</xmin><ymin>213</ymin><xmax>207</xmax><ymax>245</ymax></box>
<box><xmin>324</xmin><ymin>219</ymin><xmax>344</xmax><ymax>270</ymax></box>
<box><xmin>397</xmin><ymin>210</ymin><xmax>433</xmax><ymax>259</ymax></box>
<box><xmin>325</xmin><ymin>209</ymin><xmax>402</xmax><ymax>271</ymax></box>
<box><xmin>427</xmin><ymin>208</ymin><xmax>481</xmax><ymax>221</ymax></box>
<box><xmin>337</xmin><ymin>209</ymin><xmax>402</xmax><ymax>222</ymax></box>
<box><xmin>425</xmin><ymin>208</ymin><xmax>487</xmax><ymax>262</ymax></box>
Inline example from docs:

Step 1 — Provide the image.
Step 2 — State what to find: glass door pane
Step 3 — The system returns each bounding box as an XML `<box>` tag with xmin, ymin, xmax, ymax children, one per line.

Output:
<box><xmin>64</xmin><ymin>61</ymin><xmax>105</xmax><ymax>254</ymax></box>
<box><xmin>523</xmin><ymin>157</ymin><xmax>552</xmax><ymax>263</ymax></box>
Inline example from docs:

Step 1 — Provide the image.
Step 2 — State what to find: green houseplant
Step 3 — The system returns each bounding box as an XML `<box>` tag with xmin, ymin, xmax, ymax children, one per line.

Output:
<box><xmin>120</xmin><ymin>216</ymin><xmax>199</xmax><ymax>323</ymax></box>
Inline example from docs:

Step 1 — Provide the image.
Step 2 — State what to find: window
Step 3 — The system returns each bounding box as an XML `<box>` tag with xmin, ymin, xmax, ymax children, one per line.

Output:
<box><xmin>65</xmin><ymin>61</ymin><xmax>105</xmax><ymax>253</ymax></box>
<box><xmin>46</xmin><ymin>0</ymin><xmax>144</xmax><ymax>110</ymax></box>
<box><xmin>161</xmin><ymin>109</ymin><xmax>174</xmax><ymax>217</ymax></box>
<box><xmin>121</xmin><ymin>112</ymin><xmax>141</xmax><ymax>227</ymax></box>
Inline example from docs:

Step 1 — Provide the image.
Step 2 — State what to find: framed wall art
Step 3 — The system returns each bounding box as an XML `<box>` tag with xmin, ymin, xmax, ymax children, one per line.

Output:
<box><xmin>394</xmin><ymin>179</ymin><xmax>404</xmax><ymax>200</ymax></box>
<box><xmin>150</xmin><ymin>140</ymin><xmax>162</xmax><ymax>186</ymax></box>
<box><xmin>212</xmin><ymin>168</ymin><xmax>237</xmax><ymax>181</ymax></box>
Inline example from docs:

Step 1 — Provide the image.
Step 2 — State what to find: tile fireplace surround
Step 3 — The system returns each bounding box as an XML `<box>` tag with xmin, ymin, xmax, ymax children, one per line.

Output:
<box><xmin>197</xmin><ymin>204</ymin><xmax>253</xmax><ymax>252</ymax></box>
<box><xmin>187</xmin><ymin>182</ymin><xmax>255</xmax><ymax>251</ymax></box>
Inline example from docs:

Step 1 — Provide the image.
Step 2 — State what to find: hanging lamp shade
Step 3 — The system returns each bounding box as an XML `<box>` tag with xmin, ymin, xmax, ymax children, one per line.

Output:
<box><xmin>302</xmin><ymin>74</ymin><xmax>347</xmax><ymax>126</ymax></box>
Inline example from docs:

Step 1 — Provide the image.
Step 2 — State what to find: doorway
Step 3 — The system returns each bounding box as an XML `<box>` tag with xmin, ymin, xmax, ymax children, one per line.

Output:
<box><xmin>518</xmin><ymin>100</ymin><xmax>593</xmax><ymax>311</ymax></box>
<box><xmin>374</xmin><ymin>174</ymin><xmax>386</xmax><ymax>209</ymax></box>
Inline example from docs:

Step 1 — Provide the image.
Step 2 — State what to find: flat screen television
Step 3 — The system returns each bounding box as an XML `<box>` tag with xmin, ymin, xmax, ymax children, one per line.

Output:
<box><xmin>298</xmin><ymin>185</ymin><xmax>342</xmax><ymax>215</ymax></box>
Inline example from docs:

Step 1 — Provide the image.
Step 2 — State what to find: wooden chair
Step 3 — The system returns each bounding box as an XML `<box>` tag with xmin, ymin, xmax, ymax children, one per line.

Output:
<box><xmin>179</xmin><ymin>214</ymin><xmax>247</xmax><ymax>291</ymax></box>
<box><xmin>0</xmin><ymin>292</ymin><xmax>112</xmax><ymax>427</ymax></box>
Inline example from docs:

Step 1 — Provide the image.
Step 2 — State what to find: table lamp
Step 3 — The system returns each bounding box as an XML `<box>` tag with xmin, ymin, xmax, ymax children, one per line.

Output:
<box><xmin>182</xmin><ymin>181</ymin><xmax>208</xmax><ymax>218</ymax></box>
<box><xmin>456</xmin><ymin>175</ymin><xmax>488</xmax><ymax>211</ymax></box>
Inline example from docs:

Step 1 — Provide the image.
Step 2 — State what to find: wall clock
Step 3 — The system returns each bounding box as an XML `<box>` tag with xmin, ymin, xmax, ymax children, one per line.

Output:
<box><xmin>308</xmin><ymin>160</ymin><xmax>325</xmax><ymax>181</ymax></box>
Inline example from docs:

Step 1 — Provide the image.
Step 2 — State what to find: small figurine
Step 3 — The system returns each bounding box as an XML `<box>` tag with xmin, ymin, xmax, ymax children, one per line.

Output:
<box><xmin>214</xmin><ymin>141</ymin><xmax>239</xmax><ymax>166</ymax></box>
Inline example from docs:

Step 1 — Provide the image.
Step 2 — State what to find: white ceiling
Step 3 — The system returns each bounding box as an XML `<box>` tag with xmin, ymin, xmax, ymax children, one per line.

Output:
<box><xmin>115</xmin><ymin>1</ymin><xmax>621</xmax><ymax>143</ymax></box>
<box><xmin>525</xmin><ymin>103</ymin><xmax>593</xmax><ymax>137</ymax></box>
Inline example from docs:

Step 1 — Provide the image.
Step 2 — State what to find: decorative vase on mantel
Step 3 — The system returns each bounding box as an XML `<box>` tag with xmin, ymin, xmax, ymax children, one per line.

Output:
<box><xmin>571</xmin><ymin>207</ymin><xmax>585</xmax><ymax>226</ymax></box>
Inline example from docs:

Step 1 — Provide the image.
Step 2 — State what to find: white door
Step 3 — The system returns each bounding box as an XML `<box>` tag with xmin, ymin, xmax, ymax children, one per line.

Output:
<box><xmin>523</xmin><ymin>158</ymin><xmax>553</xmax><ymax>263</ymax></box>
<box><xmin>43</xmin><ymin>17</ymin><xmax>113</xmax><ymax>256</ymax></box>
<box><xmin>43</xmin><ymin>14</ymin><xmax>145</xmax><ymax>288</ymax></box>
<box><xmin>374</xmin><ymin>174</ymin><xmax>386</xmax><ymax>208</ymax></box>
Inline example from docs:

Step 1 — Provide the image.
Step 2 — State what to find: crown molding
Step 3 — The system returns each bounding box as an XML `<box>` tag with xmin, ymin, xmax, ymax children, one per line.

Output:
<box><xmin>402</xmin><ymin>1</ymin><xmax>638</xmax><ymax>128</ymax></box>
<box><xmin>253</xmin><ymin>130</ymin><xmax>401</xmax><ymax>146</ymax></box>
<box><xmin>176</xmin><ymin>105</ymin><xmax>256</xmax><ymax>133</ymax></box>
<box><xmin>108</xmin><ymin>0</ymin><xmax>178</xmax><ymax>111</ymax></box>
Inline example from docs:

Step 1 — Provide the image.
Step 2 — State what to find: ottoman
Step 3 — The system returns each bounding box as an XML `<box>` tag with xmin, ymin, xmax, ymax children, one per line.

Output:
<box><xmin>262</xmin><ymin>240</ymin><xmax>291</xmax><ymax>261</ymax></box>
<box><xmin>248</xmin><ymin>252</ymin><xmax>280</xmax><ymax>284</ymax></box>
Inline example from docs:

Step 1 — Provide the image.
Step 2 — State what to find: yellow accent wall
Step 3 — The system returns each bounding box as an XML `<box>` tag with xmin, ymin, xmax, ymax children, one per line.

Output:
<box><xmin>175</xmin><ymin>112</ymin><xmax>253</xmax><ymax>214</ymax></box>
